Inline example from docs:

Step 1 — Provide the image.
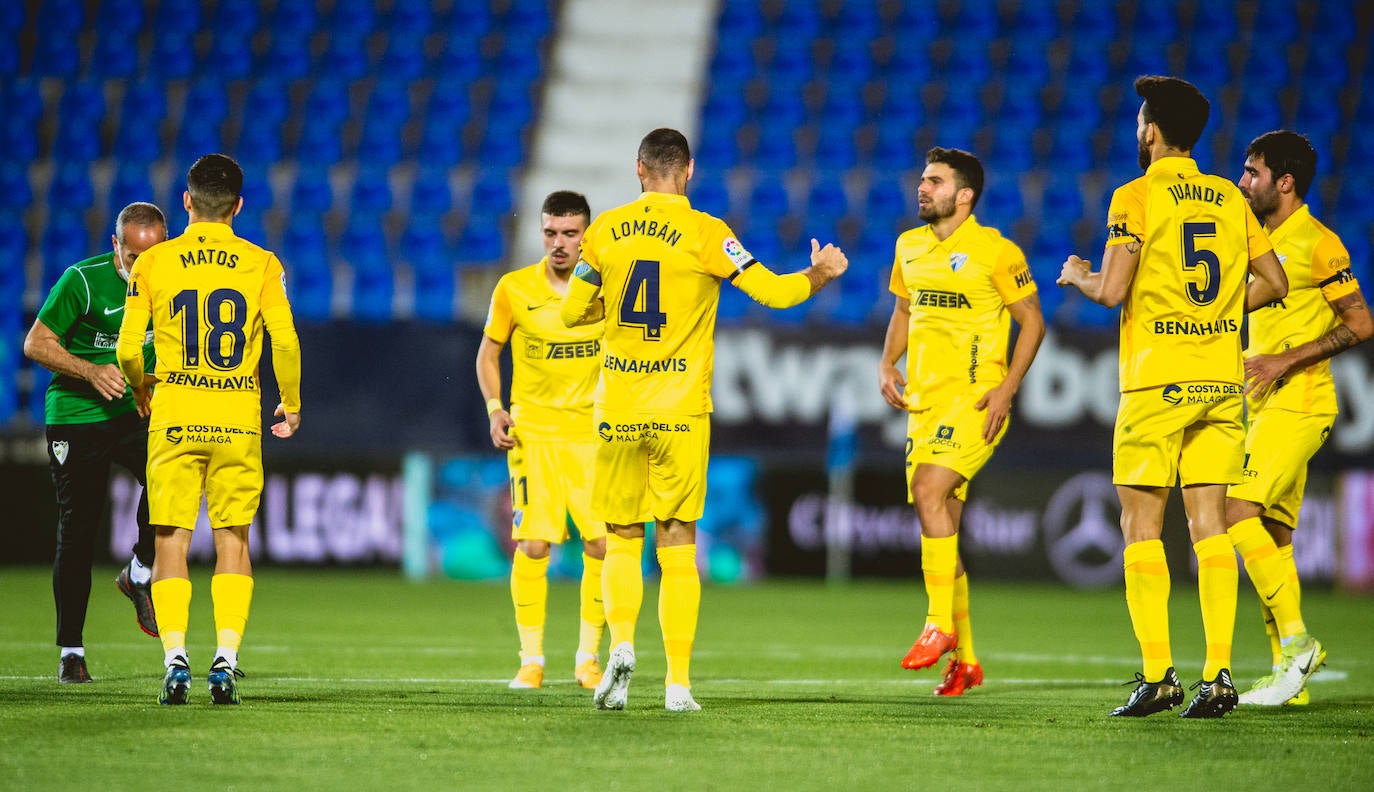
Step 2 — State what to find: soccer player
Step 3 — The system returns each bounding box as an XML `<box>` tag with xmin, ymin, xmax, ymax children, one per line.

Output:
<box><xmin>476</xmin><ymin>190</ymin><xmax>609</xmax><ymax>690</ymax></box>
<box><xmin>1057</xmin><ymin>76</ymin><xmax>1287</xmax><ymax>718</ymax></box>
<box><xmin>1226</xmin><ymin>130</ymin><xmax>1371</xmax><ymax>706</ymax></box>
<box><xmin>560</xmin><ymin>128</ymin><xmax>848</xmax><ymax>711</ymax></box>
<box><xmin>24</xmin><ymin>202</ymin><xmax>167</xmax><ymax>682</ymax></box>
<box><xmin>878</xmin><ymin>147</ymin><xmax>1045</xmax><ymax>697</ymax></box>
<box><xmin>116</xmin><ymin>154</ymin><xmax>302</xmax><ymax>705</ymax></box>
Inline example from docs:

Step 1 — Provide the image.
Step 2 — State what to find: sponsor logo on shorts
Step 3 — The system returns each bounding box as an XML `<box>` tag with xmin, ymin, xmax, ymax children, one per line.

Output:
<box><xmin>1163</xmin><ymin>383</ymin><xmax>1242</xmax><ymax>405</ymax></box>
<box><xmin>601</xmin><ymin>421</ymin><xmax>691</xmax><ymax>442</ymax></box>
<box><xmin>165</xmin><ymin>424</ymin><xmax>254</xmax><ymax>445</ymax></box>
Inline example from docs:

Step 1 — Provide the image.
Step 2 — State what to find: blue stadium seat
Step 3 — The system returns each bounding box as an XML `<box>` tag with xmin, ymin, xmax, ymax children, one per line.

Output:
<box><xmin>410</xmin><ymin>170</ymin><xmax>453</xmax><ymax>220</ymax></box>
<box><xmin>1068</xmin><ymin>2</ymin><xmax>1115</xmax><ymax>41</ymax></box>
<box><xmin>59</xmin><ymin>80</ymin><xmax>106</xmax><ymax>130</ymax></box>
<box><xmin>176</xmin><ymin>115</ymin><xmax>225</xmax><ymax>165</ymax></box>
<box><xmin>295</xmin><ymin>116</ymin><xmax>345</xmax><ymax>167</ymax></box>
<box><xmin>1189</xmin><ymin>3</ymin><xmax>1237</xmax><ymax>41</ymax></box>
<box><xmin>185</xmin><ymin>78</ymin><xmax>229</xmax><ymax>123</ymax></box>
<box><xmin>49</xmin><ymin>163</ymin><xmax>95</xmax><ymax>212</ymax></box>
<box><xmin>107</xmin><ymin>163</ymin><xmax>155</xmax><ymax>218</ymax></box>
<box><xmin>416</xmin><ymin>114</ymin><xmax>467</xmax><ymax>168</ymax></box>
<box><xmin>32</xmin><ymin>0</ymin><xmax>83</xmax><ymax>76</ymax></box>
<box><xmin>1302</xmin><ymin>42</ymin><xmax>1350</xmax><ymax>86</ymax></box>
<box><xmin>380</xmin><ymin>31</ymin><xmax>428</xmax><ymax>82</ymax></box>
<box><xmin>1048</xmin><ymin>124</ymin><xmax>1093</xmax><ymax>173</ymax></box>
<box><xmin>746</xmin><ymin>177</ymin><xmax>791</xmax><ymax>222</ymax></box>
<box><xmin>1295</xmin><ymin>86</ymin><xmax>1344</xmax><ymax>140</ymax></box>
<box><xmin>1064</xmin><ymin>41</ymin><xmax>1109</xmax><ymax>88</ymax></box>
<box><xmin>478</xmin><ymin>122</ymin><xmax>529</xmax><ymax>169</ymax></box>
<box><xmin>949</xmin><ymin>0</ymin><xmax>999</xmax><ymax>42</ymax></box>
<box><xmin>806</xmin><ymin>176</ymin><xmax>849</xmax><ymax>226</ymax></box>
<box><xmin>148</xmin><ymin>32</ymin><xmax>196</xmax><ymax>80</ymax></box>
<box><xmin>1311</xmin><ymin>2</ymin><xmax>1356</xmax><ymax>46</ymax></box>
<box><xmin>281</xmin><ymin>221</ymin><xmax>333</xmax><ymax>320</ymax></box>
<box><xmin>356</xmin><ymin>115</ymin><xmax>406</xmax><ymax>166</ymax></box>
<box><xmin>687</xmin><ymin>175</ymin><xmax>730</xmax><ymax>218</ymax></box>
<box><xmin>291</xmin><ymin>169</ymin><xmax>335</xmax><ymax>216</ymax></box>
<box><xmin>319</xmin><ymin>31</ymin><xmax>372</xmax><ymax>82</ymax></box>
<box><xmin>865</xmin><ymin>177</ymin><xmax>908</xmax><ymax>225</ymax></box>
<box><xmin>1009</xmin><ymin>0</ymin><xmax>1059</xmax><ymax>42</ymax></box>
<box><xmin>350</xmin><ymin>167</ymin><xmax>394</xmax><ymax>216</ymax></box>
<box><xmin>1241</xmin><ymin>48</ymin><xmax>1290</xmax><ymax>87</ymax></box>
<box><xmin>237</xmin><ymin>117</ymin><xmax>284</xmax><ymax>167</ymax></box>
<box><xmin>305</xmin><ymin>78</ymin><xmax>352</xmax><ymax>126</ymax></box>
<box><xmin>404</xmin><ymin>224</ymin><xmax>456</xmax><ymax>322</ymax></box>
<box><xmin>42</xmin><ymin>214</ymin><xmax>92</xmax><ymax>288</ymax></box>
<box><xmin>349</xmin><ymin>251</ymin><xmax>395</xmax><ymax>322</ymax></box>
<box><xmin>90</xmin><ymin>31</ymin><xmax>139</xmax><ymax>78</ymax></box>
<box><xmin>1039</xmin><ymin>174</ymin><xmax>1085</xmax><ymax>237</ymax></box>
<box><xmin>469</xmin><ymin>171</ymin><xmax>514</xmax><ymax>217</ymax></box>
<box><xmin>232</xmin><ymin>211</ymin><xmax>266</xmax><ymax>246</ymax></box>
<box><xmin>199</xmin><ymin>27</ymin><xmax>254</xmax><ymax>80</ymax></box>
<box><xmin>328</xmin><ymin>0</ymin><xmax>375</xmax><ymax>37</ymax></box>
<box><xmin>260</xmin><ymin>31</ymin><xmax>314</xmax><ymax>82</ymax></box>
<box><xmin>869</xmin><ymin>124</ymin><xmax>918</xmax><ymax>172</ymax></box>
<box><xmin>0</xmin><ymin>163</ymin><xmax>33</xmax><ymax>212</ymax></box>
<box><xmin>51</xmin><ymin>122</ymin><xmax>102</xmax><ymax>162</ymax></box>
<box><xmin>432</xmin><ymin>30</ymin><xmax>486</xmax><ymax>84</ymax></box>
<box><xmin>456</xmin><ymin>219</ymin><xmax>506</xmax><ymax>267</ymax></box>
<box><xmin>444</xmin><ymin>0</ymin><xmax>493</xmax><ymax>37</ymax></box>
<box><xmin>977</xmin><ymin>178</ymin><xmax>1024</xmax><ymax>232</ymax></box>
<box><xmin>239</xmin><ymin>166</ymin><xmax>273</xmax><ymax>214</ymax></box>
<box><xmin>813</xmin><ymin>124</ymin><xmax>858</xmax><ymax>172</ymax></box>
<box><xmin>751</xmin><ymin>129</ymin><xmax>798</xmax><ymax>171</ymax></box>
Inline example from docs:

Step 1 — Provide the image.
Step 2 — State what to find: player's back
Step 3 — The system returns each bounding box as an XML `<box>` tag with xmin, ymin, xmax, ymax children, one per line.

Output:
<box><xmin>1114</xmin><ymin>156</ymin><xmax>1258</xmax><ymax>391</ymax></box>
<box><xmin>581</xmin><ymin>192</ymin><xmax>738</xmax><ymax>415</ymax></box>
<box><xmin>133</xmin><ymin>221</ymin><xmax>288</xmax><ymax>429</ymax></box>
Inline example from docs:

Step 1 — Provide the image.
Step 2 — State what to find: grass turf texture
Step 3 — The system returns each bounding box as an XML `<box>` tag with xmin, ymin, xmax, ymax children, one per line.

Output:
<box><xmin>2</xmin><ymin>567</ymin><xmax>1371</xmax><ymax>791</ymax></box>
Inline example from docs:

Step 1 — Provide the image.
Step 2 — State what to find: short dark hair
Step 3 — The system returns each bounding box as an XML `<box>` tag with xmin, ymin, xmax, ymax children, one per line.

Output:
<box><xmin>187</xmin><ymin>153</ymin><xmax>244</xmax><ymax>219</ymax></box>
<box><xmin>1246</xmin><ymin>130</ymin><xmax>1318</xmax><ymax>199</ymax></box>
<box><xmin>1134</xmin><ymin>75</ymin><xmax>1209</xmax><ymax>152</ymax></box>
<box><xmin>541</xmin><ymin>190</ymin><xmax>591</xmax><ymax>220</ymax></box>
<box><xmin>926</xmin><ymin>146</ymin><xmax>985</xmax><ymax>208</ymax></box>
<box><xmin>637</xmin><ymin>128</ymin><xmax>692</xmax><ymax>178</ymax></box>
<box><xmin>114</xmin><ymin>201</ymin><xmax>166</xmax><ymax>243</ymax></box>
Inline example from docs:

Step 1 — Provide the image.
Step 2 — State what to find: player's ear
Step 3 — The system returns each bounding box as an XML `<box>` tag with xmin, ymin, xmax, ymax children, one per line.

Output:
<box><xmin>232</xmin><ymin>196</ymin><xmax>244</xmax><ymax>217</ymax></box>
<box><xmin>686</xmin><ymin>159</ymin><xmax>695</xmax><ymax>182</ymax></box>
<box><xmin>182</xmin><ymin>191</ymin><xmax>193</xmax><ymax>212</ymax></box>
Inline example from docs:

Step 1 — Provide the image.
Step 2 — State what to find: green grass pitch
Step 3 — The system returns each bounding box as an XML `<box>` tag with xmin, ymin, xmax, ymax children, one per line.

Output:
<box><xmin>2</xmin><ymin>567</ymin><xmax>1371</xmax><ymax>790</ymax></box>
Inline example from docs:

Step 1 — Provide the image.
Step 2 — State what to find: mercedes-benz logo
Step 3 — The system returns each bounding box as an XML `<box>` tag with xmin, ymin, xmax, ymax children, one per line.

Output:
<box><xmin>1043</xmin><ymin>472</ymin><xmax>1125</xmax><ymax>588</ymax></box>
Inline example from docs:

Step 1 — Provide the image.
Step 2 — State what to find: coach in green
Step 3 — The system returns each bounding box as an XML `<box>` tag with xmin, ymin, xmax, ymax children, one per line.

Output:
<box><xmin>23</xmin><ymin>202</ymin><xmax>166</xmax><ymax>682</ymax></box>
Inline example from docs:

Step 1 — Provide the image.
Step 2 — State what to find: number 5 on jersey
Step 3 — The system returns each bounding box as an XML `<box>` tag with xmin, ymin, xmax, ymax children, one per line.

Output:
<box><xmin>618</xmin><ymin>259</ymin><xmax>667</xmax><ymax>341</ymax></box>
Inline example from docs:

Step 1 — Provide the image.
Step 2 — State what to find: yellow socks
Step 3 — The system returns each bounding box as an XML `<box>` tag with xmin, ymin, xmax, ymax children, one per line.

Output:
<box><xmin>211</xmin><ymin>573</ymin><xmax>254</xmax><ymax>666</ymax></box>
<box><xmin>657</xmin><ymin>544</ymin><xmax>700</xmax><ymax>689</ymax></box>
<box><xmin>1228</xmin><ymin>517</ymin><xmax>1305</xmax><ymax>640</ymax></box>
<box><xmin>603</xmin><ymin>534</ymin><xmax>644</xmax><ymax>648</ymax></box>
<box><xmin>1123</xmin><ymin>539</ymin><xmax>1172</xmax><ymax>681</ymax></box>
<box><xmin>578</xmin><ymin>553</ymin><xmax>607</xmax><ymax>658</ymax></box>
<box><xmin>151</xmin><ymin>577</ymin><xmax>192</xmax><ymax>660</ymax></box>
<box><xmin>952</xmin><ymin>571</ymin><xmax>977</xmax><ymax>665</ymax></box>
<box><xmin>510</xmin><ymin>550</ymin><xmax>549</xmax><ymax>663</ymax></box>
<box><xmin>1194</xmin><ymin>533</ymin><xmax>1237</xmax><ymax>680</ymax></box>
<box><xmin>920</xmin><ymin>534</ymin><xmax>958</xmax><ymax>633</ymax></box>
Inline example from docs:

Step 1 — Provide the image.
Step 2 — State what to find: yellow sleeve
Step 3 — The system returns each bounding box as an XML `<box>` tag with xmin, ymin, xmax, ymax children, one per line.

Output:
<box><xmin>1104</xmin><ymin>181</ymin><xmax>1144</xmax><ymax>249</ymax></box>
<box><xmin>263</xmin><ymin>304</ymin><xmax>302</xmax><ymax>413</ymax></box>
<box><xmin>991</xmin><ymin>242</ymin><xmax>1038</xmax><ymax>304</ymax></box>
<box><xmin>261</xmin><ymin>255</ymin><xmax>291</xmax><ymax>310</ymax></box>
<box><xmin>1313</xmin><ymin>233</ymin><xmax>1358</xmax><ymax>301</ymax></box>
<box><xmin>888</xmin><ymin>248</ymin><xmax>905</xmax><ymax>298</ymax></box>
<box><xmin>560</xmin><ymin>262</ymin><xmax>604</xmax><ymax>327</ymax></box>
<box><xmin>732</xmin><ymin>264</ymin><xmax>811</xmax><ymax>309</ymax></box>
<box><xmin>483</xmin><ymin>276</ymin><xmax>515</xmax><ymax>343</ymax></box>
<box><xmin>115</xmin><ymin>257</ymin><xmax>153</xmax><ymax>386</ymax></box>
<box><xmin>1244</xmin><ymin>207</ymin><xmax>1274</xmax><ymax>260</ymax></box>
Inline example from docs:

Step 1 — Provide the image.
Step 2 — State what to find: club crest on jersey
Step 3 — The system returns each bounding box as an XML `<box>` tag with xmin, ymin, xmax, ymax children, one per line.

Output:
<box><xmin>51</xmin><ymin>441</ymin><xmax>69</xmax><ymax>465</ymax></box>
<box><xmin>949</xmin><ymin>252</ymin><xmax>968</xmax><ymax>272</ymax></box>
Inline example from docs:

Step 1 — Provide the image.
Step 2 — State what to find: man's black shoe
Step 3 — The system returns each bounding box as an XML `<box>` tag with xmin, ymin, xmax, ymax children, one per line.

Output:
<box><xmin>1179</xmin><ymin>668</ymin><xmax>1238</xmax><ymax>718</ymax></box>
<box><xmin>59</xmin><ymin>654</ymin><xmax>92</xmax><ymax>683</ymax></box>
<box><xmin>116</xmin><ymin>561</ymin><xmax>159</xmax><ymax>637</ymax></box>
<box><xmin>1110</xmin><ymin>667</ymin><xmax>1183</xmax><ymax>716</ymax></box>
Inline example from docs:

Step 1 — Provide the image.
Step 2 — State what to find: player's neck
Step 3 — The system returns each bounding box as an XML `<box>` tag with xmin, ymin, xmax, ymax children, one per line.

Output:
<box><xmin>929</xmin><ymin>211</ymin><xmax>969</xmax><ymax>242</ymax></box>
<box><xmin>1150</xmin><ymin>146</ymin><xmax>1191</xmax><ymax>165</ymax></box>
<box><xmin>640</xmin><ymin>175</ymin><xmax>686</xmax><ymax>195</ymax></box>
<box><xmin>188</xmin><ymin>212</ymin><xmax>233</xmax><ymax>227</ymax></box>
<box><xmin>544</xmin><ymin>264</ymin><xmax>572</xmax><ymax>294</ymax></box>
<box><xmin>1263</xmin><ymin>199</ymin><xmax>1303</xmax><ymax>231</ymax></box>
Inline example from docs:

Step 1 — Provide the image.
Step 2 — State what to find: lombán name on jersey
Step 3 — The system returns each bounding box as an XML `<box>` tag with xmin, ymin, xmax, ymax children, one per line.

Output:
<box><xmin>162</xmin><ymin>372</ymin><xmax>257</xmax><ymax>389</ymax></box>
<box><xmin>609</xmin><ymin>218</ymin><xmax>682</xmax><ymax>246</ymax></box>
<box><xmin>179</xmin><ymin>249</ymin><xmax>240</xmax><ymax>268</ymax></box>
<box><xmin>1153</xmin><ymin>318</ymin><xmax>1238</xmax><ymax>336</ymax></box>
<box><xmin>543</xmin><ymin>339</ymin><xmax>600</xmax><ymax>359</ymax></box>
<box><xmin>913</xmin><ymin>289</ymin><xmax>971</xmax><ymax>308</ymax></box>
<box><xmin>604</xmin><ymin>353</ymin><xmax>688</xmax><ymax>373</ymax></box>
<box><xmin>1165</xmin><ymin>183</ymin><xmax>1227</xmax><ymax>206</ymax></box>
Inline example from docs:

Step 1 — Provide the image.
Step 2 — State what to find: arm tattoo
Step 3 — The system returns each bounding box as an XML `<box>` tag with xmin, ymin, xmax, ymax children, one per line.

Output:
<box><xmin>1316</xmin><ymin>325</ymin><xmax>1357</xmax><ymax>358</ymax></box>
<box><xmin>1124</xmin><ymin>241</ymin><xmax>1141</xmax><ymax>255</ymax></box>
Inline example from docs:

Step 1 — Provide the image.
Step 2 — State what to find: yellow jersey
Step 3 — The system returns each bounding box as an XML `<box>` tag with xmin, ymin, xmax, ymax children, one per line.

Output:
<box><xmin>484</xmin><ymin>259</ymin><xmax>604</xmax><ymax>436</ymax></box>
<box><xmin>118</xmin><ymin>221</ymin><xmax>300</xmax><ymax>431</ymax></box>
<box><xmin>575</xmin><ymin>192</ymin><xmax>750</xmax><ymax>415</ymax></box>
<box><xmin>1249</xmin><ymin>204</ymin><xmax>1358</xmax><ymax>414</ymax></box>
<box><xmin>1105</xmin><ymin>156</ymin><xmax>1272</xmax><ymax>392</ymax></box>
<box><xmin>888</xmin><ymin>215</ymin><xmax>1037</xmax><ymax>411</ymax></box>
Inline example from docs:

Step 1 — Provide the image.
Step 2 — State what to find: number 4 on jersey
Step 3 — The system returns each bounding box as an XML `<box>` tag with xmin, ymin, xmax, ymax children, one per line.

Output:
<box><xmin>618</xmin><ymin>258</ymin><xmax>667</xmax><ymax>340</ymax></box>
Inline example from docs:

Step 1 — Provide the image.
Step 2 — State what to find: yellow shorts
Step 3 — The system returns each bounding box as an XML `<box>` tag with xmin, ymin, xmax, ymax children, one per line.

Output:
<box><xmin>1113</xmin><ymin>383</ymin><xmax>1244</xmax><ymax>487</ymax></box>
<box><xmin>147</xmin><ymin>422</ymin><xmax>262</xmax><ymax>530</ymax></box>
<box><xmin>905</xmin><ymin>396</ymin><xmax>1008</xmax><ymax>503</ymax></box>
<box><xmin>1227</xmin><ymin>406</ymin><xmax>1333</xmax><ymax>529</ymax></box>
<box><xmin>507</xmin><ymin>429</ymin><xmax>605</xmax><ymax>544</ymax></box>
<box><xmin>591</xmin><ymin>407</ymin><xmax>710</xmax><ymax>525</ymax></box>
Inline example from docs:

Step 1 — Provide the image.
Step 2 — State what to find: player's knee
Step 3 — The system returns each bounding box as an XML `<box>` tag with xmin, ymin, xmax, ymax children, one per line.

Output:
<box><xmin>517</xmin><ymin>540</ymin><xmax>551</xmax><ymax>559</ymax></box>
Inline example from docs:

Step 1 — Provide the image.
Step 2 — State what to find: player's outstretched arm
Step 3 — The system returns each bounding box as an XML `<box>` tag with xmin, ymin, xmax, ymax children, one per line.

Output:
<box><xmin>475</xmin><ymin>335</ymin><xmax>515</xmax><ymax>450</ymax></box>
<box><xmin>878</xmin><ymin>296</ymin><xmax>910</xmax><ymax>411</ymax></box>
<box><xmin>1245</xmin><ymin>285</ymin><xmax>1372</xmax><ymax>395</ymax></box>
<box><xmin>734</xmin><ymin>239</ymin><xmax>848</xmax><ymax>309</ymax></box>
<box><xmin>263</xmin><ymin>305</ymin><xmax>302</xmax><ymax>438</ymax></box>
<box><xmin>24</xmin><ymin>320</ymin><xmax>128</xmax><ymax>401</ymax></box>
<box><xmin>560</xmin><ymin>262</ymin><xmax>605</xmax><ymax>327</ymax></box>
<box><xmin>1057</xmin><ymin>243</ymin><xmax>1138</xmax><ymax>308</ymax></box>
<box><xmin>976</xmin><ymin>292</ymin><xmax>1046</xmax><ymax>444</ymax></box>
<box><xmin>1244</xmin><ymin>249</ymin><xmax>1288</xmax><ymax>312</ymax></box>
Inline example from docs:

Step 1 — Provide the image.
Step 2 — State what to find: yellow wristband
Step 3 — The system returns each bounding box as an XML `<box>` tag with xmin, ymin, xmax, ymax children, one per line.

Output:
<box><xmin>485</xmin><ymin>398</ymin><xmax>503</xmax><ymax>416</ymax></box>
